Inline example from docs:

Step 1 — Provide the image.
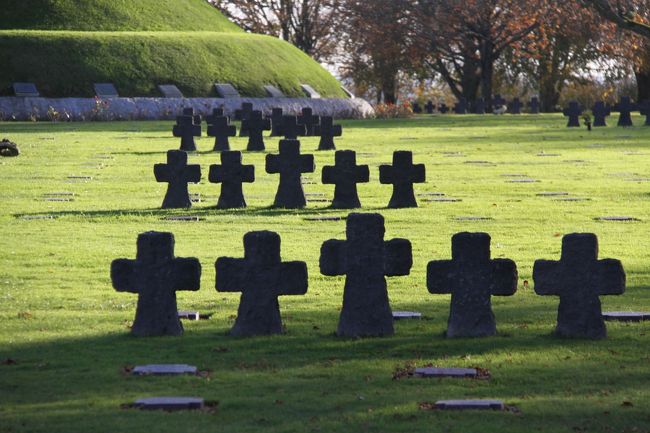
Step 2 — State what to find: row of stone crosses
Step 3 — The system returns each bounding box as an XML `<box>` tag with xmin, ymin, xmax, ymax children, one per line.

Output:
<box><xmin>155</xmin><ymin>147</ymin><xmax>424</xmax><ymax>209</ymax></box>
<box><xmin>412</xmin><ymin>95</ymin><xmax>536</xmax><ymax>115</ymax></box>
<box><xmin>173</xmin><ymin>104</ymin><xmax>342</xmax><ymax>152</ymax></box>
<box><xmin>111</xmin><ymin>213</ymin><xmax>625</xmax><ymax>341</ymax></box>
<box><xmin>563</xmin><ymin>96</ymin><xmax>650</xmax><ymax>127</ymax></box>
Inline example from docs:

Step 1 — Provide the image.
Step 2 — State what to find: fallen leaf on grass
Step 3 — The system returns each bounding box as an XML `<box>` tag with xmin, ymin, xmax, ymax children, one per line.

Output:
<box><xmin>120</xmin><ymin>365</ymin><xmax>134</xmax><ymax>375</ymax></box>
<box><xmin>212</xmin><ymin>346</ymin><xmax>229</xmax><ymax>353</ymax></box>
<box><xmin>392</xmin><ymin>362</ymin><xmax>416</xmax><ymax>380</ymax></box>
<box><xmin>418</xmin><ymin>401</ymin><xmax>437</xmax><ymax>411</ymax></box>
<box><xmin>2</xmin><ymin>358</ymin><xmax>17</xmax><ymax>365</ymax></box>
<box><xmin>622</xmin><ymin>401</ymin><xmax>634</xmax><ymax>407</ymax></box>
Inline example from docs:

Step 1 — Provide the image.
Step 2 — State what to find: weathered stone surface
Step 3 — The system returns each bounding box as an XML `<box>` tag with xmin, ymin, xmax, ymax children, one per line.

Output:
<box><xmin>209</xmin><ymin>151</ymin><xmax>254</xmax><ymax>209</ymax></box>
<box><xmin>242</xmin><ymin>110</ymin><xmax>271</xmax><ymax>151</ymax></box>
<box><xmin>214</xmin><ymin>83</ymin><xmax>240</xmax><ymax>98</ymax></box>
<box><xmin>315</xmin><ymin>116</ymin><xmax>342</xmax><ymax>150</ymax></box>
<box><xmin>297</xmin><ymin>107</ymin><xmax>320</xmax><ymax>136</ymax></box>
<box><xmin>435</xmin><ymin>400</ymin><xmax>504</xmax><ymax>410</ymax></box>
<box><xmin>528</xmin><ymin>97</ymin><xmax>540</xmax><ymax>114</ymax></box>
<box><xmin>178</xmin><ymin>310</ymin><xmax>200</xmax><ymax>320</ymax></box>
<box><xmin>206</xmin><ymin>116</ymin><xmax>236</xmax><ymax>151</ymax></box>
<box><xmin>13</xmin><ymin>82</ymin><xmax>39</xmax><ymax>97</ymax></box>
<box><xmin>281</xmin><ymin>115</ymin><xmax>306</xmax><ymax>139</ymax></box>
<box><xmin>563</xmin><ymin>101</ymin><xmax>582</xmax><ymax>127</ymax></box>
<box><xmin>158</xmin><ymin>85</ymin><xmax>183</xmax><ymax>98</ymax></box>
<box><xmin>322</xmin><ymin>150</ymin><xmax>369</xmax><ymax>209</ymax></box>
<box><xmin>379</xmin><ymin>151</ymin><xmax>426</xmax><ymax>208</ymax></box>
<box><xmin>427</xmin><ymin>232</ymin><xmax>518</xmax><ymax>338</ymax></box>
<box><xmin>301</xmin><ymin>84</ymin><xmax>321</xmax><ymax>99</ymax></box>
<box><xmin>172</xmin><ymin>115</ymin><xmax>201</xmax><ymax>152</ymax></box>
<box><xmin>132</xmin><ymin>364</ymin><xmax>197</xmax><ymax>375</ymax></box>
<box><xmin>266</xmin><ymin>140</ymin><xmax>315</xmax><ymax>208</ymax></box>
<box><xmin>615</xmin><ymin>96</ymin><xmax>635</xmax><ymax>127</ymax></box>
<box><xmin>603</xmin><ymin>311</ymin><xmax>650</xmax><ymax>322</ymax></box>
<box><xmin>320</xmin><ymin>213</ymin><xmax>412</xmax><ymax>337</ymax></box>
<box><xmin>264</xmin><ymin>85</ymin><xmax>285</xmax><ymax>98</ymax></box>
<box><xmin>134</xmin><ymin>397</ymin><xmax>204</xmax><ymax>411</ymax></box>
<box><xmin>393</xmin><ymin>311</ymin><xmax>422</xmax><ymax>320</ymax></box>
<box><xmin>0</xmin><ymin>138</ymin><xmax>19</xmax><ymax>157</ymax></box>
<box><xmin>154</xmin><ymin>150</ymin><xmax>201</xmax><ymax>209</ymax></box>
<box><xmin>414</xmin><ymin>367</ymin><xmax>477</xmax><ymax>378</ymax></box>
<box><xmin>94</xmin><ymin>83</ymin><xmax>119</xmax><ymax>97</ymax></box>
<box><xmin>534</xmin><ymin>233</ymin><xmax>625</xmax><ymax>339</ymax></box>
<box><xmin>111</xmin><ymin>232</ymin><xmax>201</xmax><ymax>337</ymax></box>
<box><xmin>592</xmin><ymin>101</ymin><xmax>611</xmax><ymax>127</ymax></box>
<box><xmin>216</xmin><ymin>231</ymin><xmax>308</xmax><ymax>336</ymax></box>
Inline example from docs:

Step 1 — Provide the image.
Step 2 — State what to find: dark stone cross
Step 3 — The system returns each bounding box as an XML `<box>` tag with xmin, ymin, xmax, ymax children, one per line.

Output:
<box><xmin>315</xmin><ymin>116</ymin><xmax>342</xmax><ymax>150</ymax></box>
<box><xmin>508</xmin><ymin>98</ymin><xmax>522</xmax><ymax>114</ymax></box>
<box><xmin>639</xmin><ymin>99</ymin><xmax>650</xmax><ymax>126</ymax></box>
<box><xmin>242</xmin><ymin>110</ymin><xmax>271</xmax><ymax>151</ymax></box>
<box><xmin>320</xmin><ymin>213</ymin><xmax>412</xmax><ymax>337</ymax></box>
<box><xmin>563</xmin><ymin>101</ymin><xmax>582</xmax><ymax>127</ymax></box>
<box><xmin>266</xmin><ymin>139</ymin><xmax>315</xmax><ymax>208</ymax></box>
<box><xmin>615</xmin><ymin>96</ymin><xmax>635</xmax><ymax>127</ymax></box>
<box><xmin>269</xmin><ymin>108</ymin><xmax>284</xmax><ymax>136</ymax></box>
<box><xmin>533</xmin><ymin>233</ymin><xmax>625</xmax><ymax>339</ymax></box>
<box><xmin>111</xmin><ymin>231</ymin><xmax>201</xmax><ymax>337</ymax></box>
<box><xmin>425</xmin><ymin>100</ymin><xmax>435</xmax><ymax>114</ymax></box>
<box><xmin>172</xmin><ymin>115</ymin><xmax>201</xmax><ymax>151</ymax></box>
<box><xmin>592</xmin><ymin>101</ymin><xmax>611</xmax><ymax>127</ymax></box>
<box><xmin>208</xmin><ymin>150</ymin><xmax>255</xmax><ymax>209</ymax></box>
<box><xmin>181</xmin><ymin>107</ymin><xmax>201</xmax><ymax>124</ymax></box>
<box><xmin>473</xmin><ymin>98</ymin><xmax>486</xmax><ymax>114</ymax></box>
<box><xmin>491</xmin><ymin>94</ymin><xmax>507</xmax><ymax>111</ymax></box>
<box><xmin>235</xmin><ymin>102</ymin><xmax>254</xmax><ymax>136</ymax></box>
<box><xmin>207</xmin><ymin>116</ymin><xmax>236</xmax><ymax>151</ymax></box>
<box><xmin>215</xmin><ymin>231</ymin><xmax>308</xmax><ymax>336</ymax></box>
<box><xmin>412</xmin><ymin>102</ymin><xmax>422</xmax><ymax>114</ymax></box>
<box><xmin>379</xmin><ymin>151</ymin><xmax>426</xmax><ymax>208</ymax></box>
<box><xmin>438</xmin><ymin>103</ymin><xmax>449</xmax><ymax>114</ymax></box>
<box><xmin>154</xmin><ymin>150</ymin><xmax>201</xmax><ymax>209</ymax></box>
<box><xmin>427</xmin><ymin>232</ymin><xmax>518</xmax><ymax>338</ymax></box>
<box><xmin>528</xmin><ymin>97</ymin><xmax>540</xmax><ymax>114</ymax></box>
<box><xmin>206</xmin><ymin>107</ymin><xmax>229</xmax><ymax>125</ymax></box>
<box><xmin>281</xmin><ymin>115</ymin><xmax>306</xmax><ymax>140</ymax></box>
<box><xmin>453</xmin><ymin>97</ymin><xmax>468</xmax><ymax>114</ymax></box>
<box><xmin>322</xmin><ymin>150</ymin><xmax>369</xmax><ymax>209</ymax></box>
<box><xmin>297</xmin><ymin>107</ymin><xmax>320</xmax><ymax>136</ymax></box>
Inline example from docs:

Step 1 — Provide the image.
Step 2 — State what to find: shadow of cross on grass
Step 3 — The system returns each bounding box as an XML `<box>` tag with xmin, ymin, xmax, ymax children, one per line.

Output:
<box><xmin>533</xmin><ymin>233</ymin><xmax>626</xmax><ymax>339</ymax></box>
<box><xmin>215</xmin><ymin>231</ymin><xmax>308</xmax><ymax>337</ymax></box>
<box><xmin>427</xmin><ymin>232</ymin><xmax>518</xmax><ymax>338</ymax></box>
<box><xmin>154</xmin><ymin>150</ymin><xmax>201</xmax><ymax>209</ymax></box>
<box><xmin>111</xmin><ymin>232</ymin><xmax>201</xmax><ymax>337</ymax></box>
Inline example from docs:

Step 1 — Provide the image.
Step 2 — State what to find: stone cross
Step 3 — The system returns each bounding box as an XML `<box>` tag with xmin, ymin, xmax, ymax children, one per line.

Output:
<box><xmin>425</xmin><ymin>100</ymin><xmax>435</xmax><ymax>114</ymax></box>
<box><xmin>207</xmin><ymin>116</ymin><xmax>236</xmax><ymax>151</ymax></box>
<box><xmin>172</xmin><ymin>115</ymin><xmax>201</xmax><ymax>151</ymax></box>
<box><xmin>639</xmin><ymin>99</ymin><xmax>650</xmax><ymax>126</ymax></box>
<box><xmin>508</xmin><ymin>98</ymin><xmax>522</xmax><ymax>114</ymax></box>
<box><xmin>322</xmin><ymin>150</ymin><xmax>369</xmax><ymax>209</ymax></box>
<box><xmin>615</xmin><ymin>96</ymin><xmax>635</xmax><ymax>127</ymax></box>
<box><xmin>242</xmin><ymin>110</ymin><xmax>271</xmax><ymax>151</ymax></box>
<box><xmin>412</xmin><ymin>102</ymin><xmax>422</xmax><ymax>113</ymax></box>
<box><xmin>111</xmin><ymin>231</ymin><xmax>201</xmax><ymax>337</ymax></box>
<box><xmin>563</xmin><ymin>101</ymin><xmax>582</xmax><ymax>127</ymax></box>
<box><xmin>266</xmin><ymin>139</ymin><xmax>315</xmax><ymax>208</ymax></box>
<box><xmin>320</xmin><ymin>213</ymin><xmax>412</xmax><ymax>337</ymax></box>
<box><xmin>533</xmin><ymin>233</ymin><xmax>625</xmax><ymax>339</ymax></box>
<box><xmin>379</xmin><ymin>151</ymin><xmax>426</xmax><ymax>208</ymax></box>
<box><xmin>235</xmin><ymin>102</ymin><xmax>254</xmax><ymax>136</ymax></box>
<box><xmin>215</xmin><ymin>231</ymin><xmax>308</xmax><ymax>336</ymax></box>
<box><xmin>315</xmin><ymin>116</ymin><xmax>342</xmax><ymax>150</ymax></box>
<box><xmin>592</xmin><ymin>101</ymin><xmax>611</xmax><ymax>127</ymax></box>
<box><xmin>438</xmin><ymin>103</ymin><xmax>449</xmax><ymax>114</ymax></box>
<box><xmin>154</xmin><ymin>150</ymin><xmax>201</xmax><ymax>209</ymax></box>
<box><xmin>528</xmin><ymin>97</ymin><xmax>540</xmax><ymax>114</ymax></box>
<box><xmin>491</xmin><ymin>94</ymin><xmax>507</xmax><ymax>111</ymax></box>
<box><xmin>427</xmin><ymin>232</ymin><xmax>518</xmax><ymax>338</ymax></box>
<box><xmin>181</xmin><ymin>107</ymin><xmax>201</xmax><ymax>124</ymax></box>
<box><xmin>269</xmin><ymin>108</ymin><xmax>284</xmax><ymax>136</ymax></box>
<box><xmin>297</xmin><ymin>107</ymin><xmax>320</xmax><ymax>136</ymax></box>
<box><xmin>281</xmin><ymin>115</ymin><xmax>306</xmax><ymax>140</ymax></box>
<box><xmin>473</xmin><ymin>98</ymin><xmax>486</xmax><ymax>114</ymax></box>
<box><xmin>208</xmin><ymin>150</ymin><xmax>255</xmax><ymax>208</ymax></box>
<box><xmin>206</xmin><ymin>107</ymin><xmax>229</xmax><ymax>125</ymax></box>
<box><xmin>453</xmin><ymin>97</ymin><xmax>467</xmax><ymax>114</ymax></box>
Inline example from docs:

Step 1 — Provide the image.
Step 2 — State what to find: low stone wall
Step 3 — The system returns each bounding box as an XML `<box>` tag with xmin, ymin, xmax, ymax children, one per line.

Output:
<box><xmin>0</xmin><ymin>96</ymin><xmax>375</xmax><ymax>121</ymax></box>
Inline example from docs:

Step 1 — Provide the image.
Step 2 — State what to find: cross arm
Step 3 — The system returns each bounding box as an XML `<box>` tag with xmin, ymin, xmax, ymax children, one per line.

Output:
<box><xmin>321</xmin><ymin>166</ymin><xmax>336</xmax><ymax>185</ymax></box>
<box><xmin>356</xmin><ymin>165</ymin><xmax>370</xmax><ymax>183</ymax></box>
<box><xmin>171</xmin><ymin>257</ymin><xmax>201</xmax><ymax>292</ymax></box>
<box><xmin>111</xmin><ymin>259</ymin><xmax>138</xmax><ymax>293</ymax></box>
<box><xmin>378</xmin><ymin>165</ymin><xmax>393</xmax><ymax>184</ymax></box>
<box><xmin>412</xmin><ymin>164</ymin><xmax>426</xmax><ymax>183</ymax></box>
<box><xmin>215</xmin><ymin>257</ymin><xmax>246</xmax><ymax>292</ymax></box>
<box><xmin>208</xmin><ymin>165</ymin><xmax>224</xmax><ymax>183</ymax></box>
<box><xmin>532</xmin><ymin>260</ymin><xmax>563</xmax><ymax>296</ymax></box>
<box><xmin>300</xmin><ymin>155</ymin><xmax>316</xmax><ymax>173</ymax></box>
<box><xmin>153</xmin><ymin>164</ymin><xmax>170</xmax><ymax>182</ymax></box>
<box><xmin>191</xmin><ymin>125</ymin><xmax>201</xmax><ymax>137</ymax></box>
<box><xmin>184</xmin><ymin>165</ymin><xmax>202</xmax><ymax>183</ymax></box>
<box><xmin>265</xmin><ymin>154</ymin><xmax>280</xmax><ymax>174</ymax></box>
<box><xmin>596</xmin><ymin>259</ymin><xmax>625</xmax><ymax>296</ymax></box>
<box><xmin>332</xmin><ymin>125</ymin><xmax>342</xmax><ymax>137</ymax></box>
<box><xmin>279</xmin><ymin>261</ymin><xmax>308</xmax><ymax>295</ymax></box>
<box><xmin>242</xmin><ymin>165</ymin><xmax>255</xmax><ymax>183</ymax></box>
<box><xmin>426</xmin><ymin>260</ymin><xmax>454</xmax><ymax>294</ymax></box>
<box><xmin>320</xmin><ymin>240</ymin><xmax>347</xmax><ymax>276</ymax></box>
<box><xmin>490</xmin><ymin>258</ymin><xmax>518</xmax><ymax>296</ymax></box>
<box><xmin>384</xmin><ymin>239</ymin><xmax>412</xmax><ymax>276</ymax></box>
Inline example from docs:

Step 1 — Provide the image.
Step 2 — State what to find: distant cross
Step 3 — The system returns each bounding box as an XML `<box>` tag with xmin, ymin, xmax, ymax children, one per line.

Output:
<box><xmin>615</xmin><ymin>96</ymin><xmax>635</xmax><ymax>127</ymax></box>
<box><xmin>111</xmin><ymin>231</ymin><xmax>201</xmax><ymax>337</ymax></box>
<box><xmin>242</xmin><ymin>110</ymin><xmax>271</xmax><ymax>151</ymax></box>
<box><xmin>533</xmin><ymin>233</ymin><xmax>625</xmax><ymax>339</ymax></box>
<box><xmin>425</xmin><ymin>100</ymin><xmax>435</xmax><ymax>114</ymax></box>
<box><xmin>438</xmin><ymin>103</ymin><xmax>449</xmax><ymax>114</ymax></box>
<box><xmin>379</xmin><ymin>150</ymin><xmax>426</xmax><ymax>208</ymax></box>
<box><xmin>315</xmin><ymin>116</ymin><xmax>342</xmax><ymax>150</ymax></box>
<box><xmin>453</xmin><ymin>97</ymin><xmax>467</xmax><ymax>114</ymax></box>
<box><xmin>215</xmin><ymin>231</ymin><xmax>308</xmax><ymax>336</ymax></box>
<box><xmin>154</xmin><ymin>150</ymin><xmax>201</xmax><ymax>209</ymax></box>
<box><xmin>412</xmin><ymin>102</ymin><xmax>422</xmax><ymax>114</ymax></box>
<box><xmin>508</xmin><ymin>98</ymin><xmax>522</xmax><ymax>114</ymax></box>
<box><xmin>592</xmin><ymin>101</ymin><xmax>611</xmax><ymax>127</ymax></box>
<box><xmin>297</xmin><ymin>107</ymin><xmax>320</xmax><ymax>136</ymax></box>
<box><xmin>235</xmin><ymin>102</ymin><xmax>254</xmax><ymax>136</ymax></box>
<box><xmin>208</xmin><ymin>150</ymin><xmax>255</xmax><ymax>209</ymax></box>
<box><xmin>172</xmin><ymin>115</ymin><xmax>201</xmax><ymax>151</ymax></box>
<box><xmin>427</xmin><ymin>232</ymin><xmax>518</xmax><ymax>338</ymax></box>
<box><xmin>266</xmin><ymin>139</ymin><xmax>315</xmax><ymax>208</ymax></box>
<box><xmin>491</xmin><ymin>94</ymin><xmax>507</xmax><ymax>110</ymax></box>
<box><xmin>281</xmin><ymin>115</ymin><xmax>306</xmax><ymax>140</ymax></box>
<box><xmin>320</xmin><ymin>213</ymin><xmax>412</xmax><ymax>337</ymax></box>
<box><xmin>473</xmin><ymin>98</ymin><xmax>486</xmax><ymax>114</ymax></box>
<box><xmin>269</xmin><ymin>108</ymin><xmax>284</xmax><ymax>136</ymax></box>
<box><xmin>322</xmin><ymin>150</ymin><xmax>369</xmax><ymax>209</ymax></box>
<box><xmin>639</xmin><ymin>99</ymin><xmax>650</xmax><ymax>126</ymax></box>
<box><xmin>563</xmin><ymin>101</ymin><xmax>582</xmax><ymax>127</ymax></box>
<box><xmin>207</xmin><ymin>116</ymin><xmax>236</xmax><ymax>151</ymax></box>
<box><xmin>528</xmin><ymin>97</ymin><xmax>540</xmax><ymax>114</ymax></box>
<box><xmin>206</xmin><ymin>107</ymin><xmax>229</xmax><ymax>125</ymax></box>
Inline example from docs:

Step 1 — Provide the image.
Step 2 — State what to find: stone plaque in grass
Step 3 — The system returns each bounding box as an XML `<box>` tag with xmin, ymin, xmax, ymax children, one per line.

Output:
<box><xmin>414</xmin><ymin>367</ymin><xmax>477</xmax><ymax>378</ymax></box>
<box><xmin>214</xmin><ymin>83</ymin><xmax>240</xmax><ymax>98</ymax></box>
<box><xmin>158</xmin><ymin>84</ymin><xmax>183</xmax><ymax>98</ymax></box>
<box><xmin>178</xmin><ymin>310</ymin><xmax>213</xmax><ymax>320</ymax></box>
<box><xmin>434</xmin><ymin>400</ymin><xmax>504</xmax><ymax>410</ymax></box>
<box><xmin>303</xmin><ymin>216</ymin><xmax>346</xmax><ymax>222</ymax></box>
<box><xmin>67</xmin><ymin>175</ymin><xmax>93</xmax><ymax>180</ymax></box>
<box><xmin>555</xmin><ymin>197</ymin><xmax>590</xmax><ymax>202</ymax></box>
<box><xmin>418</xmin><ymin>192</ymin><xmax>445</xmax><ymax>197</ymax></box>
<box><xmin>393</xmin><ymin>311</ymin><xmax>422</xmax><ymax>320</ymax></box>
<box><xmin>133</xmin><ymin>364</ymin><xmax>197</xmax><ymax>375</ymax></box>
<box><xmin>133</xmin><ymin>397</ymin><xmax>204</xmax><ymax>411</ymax></box>
<box><xmin>454</xmin><ymin>216</ymin><xmax>492</xmax><ymax>221</ymax></box>
<box><xmin>94</xmin><ymin>83</ymin><xmax>119</xmax><ymax>98</ymax></box>
<box><xmin>464</xmin><ymin>160</ymin><xmax>492</xmax><ymax>164</ymax></box>
<box><xmin>506</xmin><ymin>178</ymin><xmax>539</xmax><ymax>183</ymax></box>
<box><xmin>163</xmin><ymin>216</ymin><xmax>202</xmax><ymax>222</ymax></box>
<box><xmin>537</xmin><ymin>192</ymin><xmax>569</xmax><ymax>197</ymax></box>
<box><xmin>603</xmin><ymin>311</ymin><xmax>650</xmax><ymax>322</ymax></box>
<box><xmin>20</xmin><ymin>214</ymin><xmax>56</xmax><ymax>220</ymax></box>
<box><xmin>537</xmin><ymin>153</ymin><xmax>561</xmax><ymax>157</ymax></box>
<box><xmin>42</xmin><ymin>197</ymin><xmax>74</xmax><ymax>202</ymax></box>
<box><xmin>13</xmin><ymin>82</ymin><xmax>39</xmax><ymax>97</ymax></box>
<box><xmin>424</xmin><ymin>198</ymin><xmax>461</xmax><ymax>202</ymax></box>
<box><xmin>595</xmin><ymin>216</ymin><xmax>640</xmax><ymax>222</ymax></box>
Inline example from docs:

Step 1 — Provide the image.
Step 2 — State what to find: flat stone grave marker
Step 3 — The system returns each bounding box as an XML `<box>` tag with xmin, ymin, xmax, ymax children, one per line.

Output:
<box><xmin>595</xmin><ymin>216</ymin><xmax>640</xmax><ymax>222</ymax></box>
<box><xmin>189</xmin><ymin>193</ymin><xmax>201</xmax><ymax>203</ymax></box>
<box><xmin>563</xmin><ymin>101</ymin><xmax>582</xmax><ymax>127</ymax></box>
<box><xmin>67</xmin><ymin>175</ymin><xmax>93</xmax><ymax>180</ymax></box>
<box><xmin>441</xmin><ymin>152</ymin><xmax>464</xmax><ymax>157</ymax></box>
<box><xmin>424</xmin><ymin>197</ymin><xmax>462</xmax><ymax>202</ymax></box>
<box><xmin>615</xmin><ymin>96</ymin><xmax>635</xmax><ymax>127</ymax></box>
<box><xmin>13</xmin><ymin>82</ymin><xmax>40</xmax><ymax>97</ymax></box>
<box><xmin>626</xmin><ymin>177</ymin><xmax>650</xmax><ymax>182</ymax></box>
<box><xmin>322</xmin><ymin>150</ymin><xmax>369</xmax><ymax>209</ymax></box>
<box><xmin>41</xmin><ymin>196</ymin><xmax>74</xmax><ymax>202</ymax></box>
<box><xmin>537</xmin><ymin>192</ymin><xmax>569</xmax><ymax>197</ymax></box>
<box><xmin>555</xmin><ymin>197</ymin><xmax>590</xmax><ymax>202</ymax></box>
<box><xmin>214</xmin><ymin>83</ymin><xmax>240</xmax><ymax>98</ymax></box>
<box><xmin>414</xmin><ymin>367</ymin><xmax>477</xmax><ymax>378</ymax></box>
<box><xmin>305</xmin><ymin>193</ymin><xmax>325</xmax><ymax>197</ymax></box>
<box><xmin>320</xmin><ymin>213</ymin><xmax>412</xmax><ymax>337</ymax></box>
<box><xmin>158</xmin><ymin>84</ymin><xmax>183</xmax><ymax>98</ymax></box>
<box><xmin>506</xmin><ymin>178</ymin><xmax>539</xmax><ymax>183</ymax></box>
<box><xmin>379</xmin><ymin>151</ymin><xmax>426</xmax><ymax>208</ymax></box>
<box><xmin>178</xmin><ymin>310</ymin><xmax>213</xmax><ymax>320</ymax></box>
<box><xmin>132</xmin><ymin>364</ymin><xmax>197</xmax><ymax>375</ymax></box>
<box><xmin>603</xmin><ymin>311</ymin><xmax>650</xmax><ymax>322</ymax></box>
<box><xmin>133</xmin><ymin>397</ymin><xmax>204</xmax><ymax>411</ymax></box>
<box><xmin>464</xmin><ymin>160</ymin><xmax>492</xmax><ymax>164</ymax></box>
<box><xmin>266</xmin><ymin>139</ymin><xmax>315</xmax><ymax>209</ymax></box>
<box><xmin>303</xmin><ymin>216</ymin><xmax>346</xmax><ymax>222</ymax></box>
<box><xmin>94</xmin><ymin>83</ymin><xmax>119</xmax><ymax>97</ymax></box>
<box><xmin>301</xmin><ymin>84</ymin><xmax>321</xmax><ymax>98</ymax></box>
<box><xmin>417</xmin><ymin>192</ymin><xmax>445</xmax><ymax>197</ymax></box>
<box><xmin>163</xmin><ymin>215</ymin><xmax>202</xmax><ymax>222</ymax></box>
<box><xmin>435</xmin><ymin>400</ymin><xmax>504</xmax><ymax>411</ymax></box>
<box><xmin>393</xmin><ymin>311</ymin><xmax>422</xmax><ymax>320</ymax></box>
<box><xmin>20</xmin><ymin>214</ymin><xmax>56</xmax><ymax>220</ymax></box>
<box><xmin>154</xmin><ymin>150</ymin><xmax>201</xmax><ymax>209</ymax></box>
<box><xmin>315</xmin><ymin>116</ymin><xmax>342</xmax><ymax>150</ymax></box>
<box><xmin>263</xmin><ymin>85</ymin><xmax>285</xmax><ymax>98</ymax></box>
<box><xmin>537</xmin><ymin>152</ymin><xmax>561</xmax><ymax>157</ymax></box>
<box><xmin>455</xmin><ymin>216</ymin><xmax>492</xmax><ymax>221</ymax></box>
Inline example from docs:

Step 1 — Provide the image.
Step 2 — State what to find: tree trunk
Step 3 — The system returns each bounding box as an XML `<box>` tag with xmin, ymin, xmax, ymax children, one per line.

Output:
<box><xmin>381</xmin><ymin>73</ymin><xmax>397</xmax><ymax>104</ymax></box>
<box><xmin>636</xmin><ymin>69</ymin><xmax>650</xmax><ymax>102</ymax></box>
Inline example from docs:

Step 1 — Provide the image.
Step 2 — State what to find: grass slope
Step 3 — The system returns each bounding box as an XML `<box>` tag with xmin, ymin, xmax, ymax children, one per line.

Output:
<box><xmin>0</xmin><ymin>31</ymin><xmax>346</xmax><ymax>98</ymax></box>
<box><xmin>1</xmin><ymin>115</ymin><xmax>649</xmax><ymax>433</ymax></box>
<box><xmin>0</xmin><ymin>0</ymin><xmax>241</xmax><ymax>32</ymax></box>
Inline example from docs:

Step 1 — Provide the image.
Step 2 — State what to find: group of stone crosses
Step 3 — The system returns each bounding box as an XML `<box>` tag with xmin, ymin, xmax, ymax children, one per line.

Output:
<box><xmin>564</xmin><ymin>96</ymin><xmax>650</xmax><ymax>127</ymax></box>
<box><xmin>412</xmin><ymin>95</ymin><xmax>538</xmax><ymax>115</ymax></box>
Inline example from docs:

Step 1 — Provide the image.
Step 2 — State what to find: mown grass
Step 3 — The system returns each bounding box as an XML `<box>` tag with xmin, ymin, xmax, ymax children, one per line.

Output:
<box><xmin>0</xmin><ymin>114</ymin><xmax>649</xmax><ymax>433</ymax></box>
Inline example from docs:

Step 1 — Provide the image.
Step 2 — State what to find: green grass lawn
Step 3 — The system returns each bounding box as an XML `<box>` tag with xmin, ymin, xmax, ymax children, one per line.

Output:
<box><xmin>1</xmin><ymin>114</ymin><xmax>649</xmax><ymax>433</ymax></box>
